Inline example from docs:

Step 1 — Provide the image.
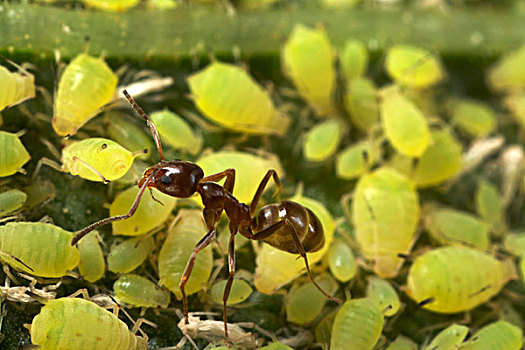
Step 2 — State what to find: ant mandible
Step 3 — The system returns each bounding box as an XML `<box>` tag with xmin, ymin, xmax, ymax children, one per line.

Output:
<box><xmin>71</xmin><ymin>89</ymin><xmax>342</xmax><ymax>339</ymax></box>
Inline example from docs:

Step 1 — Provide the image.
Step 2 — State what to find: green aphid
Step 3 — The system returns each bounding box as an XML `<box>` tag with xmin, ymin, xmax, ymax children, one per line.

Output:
<box><xmin>450</xmin><ymin>99</ymin><xmax>497</xmax><ymax>138</ymax></box>
<box><xmin>150</xmin><ymin>109</ymin><xmax>202</xmax><ymax>156</ymax></box>
<box><xmin>0</xmin><ymin>189</ymin><xmax>27</xmax><ymax>217</ymax></box>
<box><xmin>210</xmin><ymin>279</ymin><xmax>252</xmax><ymax>306</ymax></box>
<box><xmin>114</xmin><ymin>274</ymin><xmax>170</xmax><ymax>308</ymax></box>
<box><xmin>503</xmin><ymin>231</ymin><xmax>525</xmax><ymax>257</ymax></box>
<box><xmin>315</xmin><ymin>309</ymin><xmax>339</xmax><ymax>345</ymax></box>
<box><xmin>340</xmin><ymin>39</ymin><xmax>369</xmax><ymax>81</ymax></box>
<box><xmin>366</xmin><ymin>276</ymin><xmax>400</xmax><ymax>317</ymax></box>
<box><xmin>303</xmin><ymin>119</ymin><xmax>344</xmax><ymax>162</ymax></box>
<box><xmin>336</xmin><ymin>140</ymin><xmax>379</xmax><ymax>180</ymax></box>
<box><xmin>77</xmin><ymin>231</ymin><xmax>105</xmax><ymax>282</ymax></box>
<box><xmin>326</xmin><ymin>237</ymin><xmax>357</xmax><ymax>282</ymax></box>
<box><xmin>487</xmin><ymin>44</ymin><xmax>525</xmax><ymax>93</ymax></box>
<box><xmin>0</xmin><ymin>62</ymin><xmax>35</xmax><ymax>111</ymax></box>
<box><xmin>107</xmin><ymin>236</ymin><xmax>155</xmax><ymax>274</ymax></box>
<box><xmin>475</xmin><ymin>180</ymin><xmax>506</xmax><ymax>236</ymax></box>
<box><xmin>105</xmin><ymin>112</ymin><xmax>153</xmax><ymax>160</ymax></box>
<box><xmin>343</xmin><ymin>77</ymin><xmax>380</xmax><ymax>132</ymax></box>
<box><xmin>386</xmin><ymin>335</ymin><xmax>418</xmax><ymax>350</ymax></box>
<box><xmin>459</xmin><ymin>321</ymin><xmax>523</xmax><ymax>350</ymax></box>
<box><xmin>0</xmin><ymin>131</ymin><xmax>30</xmax><ymax>177</ymax></box>
<box><xmin>423</xmin><ymin>324</ymin><xmax>469</xmax><ymax>350</ymax></box>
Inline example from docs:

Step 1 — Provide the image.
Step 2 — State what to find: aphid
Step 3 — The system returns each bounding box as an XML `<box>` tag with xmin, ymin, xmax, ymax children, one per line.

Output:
<box><xmin>81</xmin><ymin>0</ymin><xmax>140</xmax><ymax>11</ymax></box>
<box><xmin>53</xmin><ymin>53</ymin><xmax>118</xmax><ymax>136</ymax></box>
<box><xmin>336</xmin><ymin>140</ymin><xmax>380</xmax><ymax>180</ymax></box>
<box><xmin>325</xmin><ymin>237</ymin><xmax>357</xmax><ymax>282</ymax></box>
<box><xmin>0</xmin><ymin>222</ymin><xmax>79</xmax><ymax>278</ymax></box>
<box><xmin>406</xmin><ymin>246</ymin><xmax>515</xmax><ymax>313</ymax></box>
<box><xmin>285</xmin><ymin>274</ymin><xmax>338</xmax><ymax>325</ymax></box>
<box><xmin>343</xmin><ymin>77</ymin><xmax>380</xmax><ymax>132</ymax></box>
<box><xmin>351</xmin><ymin>167</ymin><xmax>419</xmax><ymax>278</ymax></box>
<box><xmin>0</xmin><ymin>189</ymin><xmax>27</xmax><ymax>217</ymax></box>
<box><xmin>315</xmin><ymin>309</ymin><xmax>338</xmax><ymax>345</ymax></box>
<box><xmin>38</xmin><ymin>138</ymin><xmax>141</xmax><ymax>183</ymax></box>
<box><xmin>321</xmin><ymin>0</ymin><xmax>361</xmax><ymax>8</ymax></box>
<box><xmin>187</xmin><ymin>61</ymin><xmax>290</xmax><ymax>136</ymax></box>
<box><xmin>77</xmin><ymin>231</ymin><xmax>105</xmax><ymax>282</ymax></box>
<box><xmin>450</xmin><ymin>99</ymin><xmax>497</xmax><ymax>138</ymax></box>
<box><xmin>303</xmin><ymin>119</ymin><xmax>344</xmax><ymax>162</ymax></box>
<box><xmin>502</xmin><ymin>231</ymin><xmax>525</xmax><ymax>257</ymax></box>
<box><xmin>30</xmin><ymin>296</ymin><xmax>147</xmax><ymax>349</ymax></box>
<box><xmin>109</xmin><ymin>186</ymin><xmax>176</xmax><ymax>236</ymax></box>
<box><xmin>387</xmin><ymin>335</ymin><xmax>418</xmax><ymax>350</ymax></box>
<box><xmin>380</xmin><ymin>85</ymin><xmax>431</xmax><ymax>157</ymax></box>
<box><xmin>423</xmin><ymin>324</ymin><xmax>469</xmax><ymax>350</ymax></box>
<box><xmin>384</xmin><ymin>44</ymin><xmax>445</xmax><ymax>88</ymax></box>
<box><xmin>282</xmin><ymin>24</ymin><xmax>336</xmax><ymax>116</ymax></box>
<box><xmin>210</xmin><ymin>279</ymin><xmax>252</xmax><ymax>306</ymax></box>
<box><xmin>0</xmin><ymin>130</ymin><xmax>30</xmax><ymax>177</ymax></box>
<box><xmin>107</xmin><ymin>235</ymin><xmax>155</xmax><ymax>273</ymax></box>
<box><xmin>475</xmin><ymin>180</ymin><xmax>505</xmax><ymax>236</ymax></box>
<box><xmin>340</xmin><ymin>39</ymin><xmax>369</xmax><ymax>81</ymax></box>
<box><xmin>158</xmin><ymin>209</ymin><xmax>213</xmax><ymax>299</ymax></box>
<box><xmin>330</xmin><ymin>298</ymin><xmax>384</xmax><ymax>350</ymax></box>
<box><xmin>113</xmin><ymin>274</ymin><xmax>170</xmax><ymax>308</ymax></box>
<box><xmin>366</xmin><ymin>276</ymin><xmax>400</xmax><ymax>317</ymax></box>
<box><xmin>23</xmin><ymin>180</ymin><xmax>56</xmax><ymax>210</ymax></box>
<box><xmin>424</xmin><ymin>206</ymin><xmax>489</xmax><ymax>250</ymax></box>
<box><xmin>453</xmin><ymin>136</ymin><xmax>504</xmax><ymax>180</ymax></box>
<box><xmin>459</xmin><ymin>320</ymin><xmax>523</xmax><ymax>350</ymax></box>
<box><xmin>503</xmin><ymin>92</ymin><xmax>525</xmax><ymax>128</ymax></box>
<box><xmin>0</xmin><ymin>61</ymin><xmax>35</xmax><ymax>111</ymax></box>
<box><xmin>196</xmin><ymin>149</ymin><xmax>283</xmax><ymax>204</ymax></box>
<box><xmin>486</xmin><ymin>44</ymin><xmax>525</xmax><ymax>93</ymax></box>
<box><xmin>259</xmin><ymin>343</ymin><xmax>294</xmax><ymax>350</ymax></box>
<box><xmin>149</xmin><ymin>109</ymin><xmax>203</xmax><ymax>156</ymax></box>
<box><xmin>105</xmin><ymin>112</ymin><xmax>153</xmax><ymax>160</ymax></box>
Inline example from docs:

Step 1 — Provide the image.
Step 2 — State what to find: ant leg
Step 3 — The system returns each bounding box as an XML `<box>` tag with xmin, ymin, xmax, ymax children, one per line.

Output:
<box><xmin>250</xmin><ymin>170</ymin><xmax>282</xmax><ymax>216</ymax></box>
<box><xmin>71</xmin><ymin>156</ymin><xmax>110</xmax><ymax>184</ymax></box>
<box><xmin>179</xmin><ymin>227</ymin><xmax>217</xmax><ymax>326</ymax></box>
<box><xmin>200</xmin><ymin>168</ymin><xmax>235</xmax><ymax>194</ymax></box>
<box><xmin>222</xmin><ymin>224</ymin><xmax>238</xmax><ymax>339</ymax></box>
<box><xmin>71</xmin><ymin>176</ymin><xmax>153</xmax><ymax>245</ymax></box>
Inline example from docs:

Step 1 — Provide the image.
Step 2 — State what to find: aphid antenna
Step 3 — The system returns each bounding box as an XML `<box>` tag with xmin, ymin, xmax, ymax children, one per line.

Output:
<box><xmin>0</xmin><ymin>55</ymin><xmax>32</xmax><ymax>75</ymax></box>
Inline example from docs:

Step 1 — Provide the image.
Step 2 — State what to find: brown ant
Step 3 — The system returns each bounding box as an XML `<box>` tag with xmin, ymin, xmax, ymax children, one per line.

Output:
<box><xmin>71</xmin><ymin>89</ymin><xmax>342</xmax><ymax>339</ymax></box>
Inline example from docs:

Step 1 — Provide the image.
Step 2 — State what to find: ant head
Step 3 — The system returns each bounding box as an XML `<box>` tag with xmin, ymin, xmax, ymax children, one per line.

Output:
<box><xmin>140</xmin><ymin>161</ymin><xmax>204</xmax><ymax>198</ymax></box>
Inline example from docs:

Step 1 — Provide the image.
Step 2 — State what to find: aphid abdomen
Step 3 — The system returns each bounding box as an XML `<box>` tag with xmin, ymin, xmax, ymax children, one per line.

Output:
<box><xmin>459</xmin><ymin>320</ymin><xmax>523</xmax><ymax>350</ymax></box>
<box><xmin>0</xmin><ymin>189</ymin><xmax>27</xmax><ymax>217</ymax></box>
<box><xmin>54</xmin><ymin>54</ymin><xmax>117</xmax><ymax>136</ymax></box>
<box><xmin>0</xmin><ymin>131</ymin><xmax>30</xmax><ymax>177</ymax></box>
<box><xmin>114</xmin><ymin>274</ymin><xmax>170</xmax><ymax>308</ymax></box>
<box><xmin>77</xmin><ymin>231</ymin><xmax>105</xmax><ymax>282</ymax></box>
<box><xmin>0</xmin><ymin>64</ymin><xmax>35</xmax><ymax>111</ymax></box>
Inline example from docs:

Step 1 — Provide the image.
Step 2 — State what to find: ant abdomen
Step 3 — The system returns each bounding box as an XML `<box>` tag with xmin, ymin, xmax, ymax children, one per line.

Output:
<box><xmin>255</xmin><ymin>200</ymin><xmax>325</xmax><ymax>254</ymax></box>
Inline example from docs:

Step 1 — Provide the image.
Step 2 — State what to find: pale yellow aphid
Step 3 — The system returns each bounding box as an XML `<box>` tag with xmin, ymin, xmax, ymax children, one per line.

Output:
<box><xmin>407</xmin><ymin>246</ymin><xmax>515</xmax><ymax>313</ymax></box>
<box><xmin>315</xmin><ymin>309</ymin><xmax>338</xmax><ymax>345</ymax></box>
<box><xmin>325</xmin><ymin>237</ymin><xmax>357</xmax><ymax>282</ymax></box>
<box><xmin>503</xmin><ymin>92</ymin><xmax>525</xmax><ymax>127</ymax></box>
<box><xmin>303</xmin><ymin>119</ymin><xmax>344</xmax><ymax>162</ymax></box>
<box><xmin>104</xmin><ymin>112</ymin><xmax>153</xmax><ymax>161</ymax></box>
<box><xmin>336</xmin><ymin>140</ymin><xmax>380</xmax><ymax>180</ymax></box>
<box><xmin>387</xmin><ymin>335</ymin><xmax>417</xmax><ymax>350</ymax></box>
<box><xmin>110</xmin><ymin>186</ymin><xmax>176</xmax><ymax>236</ymax></box>
<box><xmin>82</xmin><ymin>0</ymin><xmax>140</xmax><ymax>11</ymax></box>
<box><xmin>187</xmin><ymin>61</ymin><xmax>290</xmax><ymax>136</ymax></box>
<box><xmin>210</xmin><ymin>279</ymin><xmax>252</xmax><ymax>306</ymax></box>
<box><xmin>380</xmin><ymin>85</ymin><xmax>431</xmax><ymax>157</ymax></box>
<box><xmin>340</xmin><ymin>39</ymin><xmax>369</xmax><ymax>81</ymax></box>
<box><xmin>423</xmin><ymin>324</ymin><xmax>469</xmax><ymax>350</ymax></box>
<box><xmin>113</xmin><ymin>274</ymin><xmax>170</xmax><ymax>308</ymax></box>
<box><xmin>459</xmin><ymin>320</ymin><xmax>523</xmax><ymax>350</ymax></box>
<box><xmin>502</xmin><ymin>231</ymin><xmax>525</xmax><ymax>257</ymax></box>
<box><xmin>344</xmin><ymin>77</ymin><xmax>380</xmax><ymax>132</ymax></box>
<box><xmin>486</xmin><ymin>44</ymin><xmax>525</xmax><ymax>93</ymax></box>
<box><xmin>0</xmin><ymin>61</ymin><xmax>35</xmax><ymax>111</ymax></box>
<box><xmin>385</xmin><ymin>44</ymin><xmax>445</xmax><ymax>88</ymax></box>
<box><xmin>54</xmin><ymin>53</ymin><xmax>118</xmax><ymax>136</ymax></box>
<box><xmin>196</xmin><ymin>149</ymin><xmax>283</xmax><ymax>204</ymax></box>
<box><xmin>0</xmin><ymin>222</ymin><xmax>79</xmax><ymax>278</ymax></box>
<box><xmin>450</xmin><ymin>99</ymin><xmax>497</xmax><ymax>138</ymax></box>
<box><xmin>366</xmin><ymin>276</ymin><xmax>400</xmax><ymax>317</ymax></box>
<box><xmin>282</xmin><ymin>24</ymin><xmax>336</xmax><ymax>116</ymax></box>
<box><xmin>158</xmin><ymin>209</ymin><xmax>213</xmax><ymax>299</ymax></box>
<box><xmin>150</xmin><ymin>109</ymin><xmax>202</xmax><ymax>156</ymax></box>
<box><xmin>107</xmin><ymin>236</ymin><xmax>155</xmax><ymax>273</ymax></box>
<box><xmin>0</xmin><ymin>130</ymin><xmax>30</xmax><ymax>177</ymax></box>
<box><xmin>254</xmin><ymin>186</ymin><xmax>335</xmax><ymax>294</ymax></box>
<box><xmin>77</xmin><ymin>231</ymin><xmax>105</xmax><ymax>282</ymax></box>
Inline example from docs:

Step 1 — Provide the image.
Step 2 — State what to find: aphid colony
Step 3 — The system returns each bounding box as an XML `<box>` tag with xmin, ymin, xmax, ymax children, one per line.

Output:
<box><xmin>2</xmin><ymin>19</ymin><xmax>525</xmax><ymax>350</ymax></box>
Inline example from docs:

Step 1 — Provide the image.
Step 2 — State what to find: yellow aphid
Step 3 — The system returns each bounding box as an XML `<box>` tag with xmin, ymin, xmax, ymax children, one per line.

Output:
<box><xmin>460</xmin><ymin>320</ymin><xmax>523</xmax><ymax>350</ymax></box>
<box><xmin>366</xmin><ymin>276</ymin><xmax>400</xmax><ymax>317</ymax></box>
<box><xmin>486</xmin><ymin>44</ymin><xmax>525</xmax><ymax>93</ymax></box>
<box><xmin>150</xmin><ymin>110</ymin><xmax>202</xmax><ymax>156</ymax></box>
<box><xmin>423</xmin><ymin>324</ymin><xmax>468</xmax><ymax>350</ymax></box>
<box><xmin>340</xmin><ymin>39</ymin><xmax>369</xmax><ymax>81</ymax></box>
<box><xmin>82</xmin><ymin>0</ymin><xmax>140</xmax><ymax>11</ymax></box>
<box><xmin>303</xmin><ymin>119</ymin><xmax>344</xmax><ymax>162</ymax></box>
<box><xmin>385</xmin><ymin>45</ymin><xmax>445</xmax><ymax>88</ymax></box>
<box><xmin>196</xmin><ymin>150</ymin><xmax>283</xmax><ymax>204</ymax></box>
<box><xmin>502</xmin><ymin>231</ymin><xmax>525</xmax><ymax>257</ymax></box>
<box><xmin>282</xmin><ymin>24</ymin><xmax>336</xmax><ymax>116</ymax></box>
<box><xmin>450</xmin><ymin>99</ymin><xmax>497</xmax><ymax>138</ymax></box>
<box><xmin>110</xmin><ymin>186</ymin><xmax>176</xmax><ymax>236</ymax></box>
<box><xmin>0</xmin><ymin>222</ymin><xmax>79</xmax><ymax>278</ymax></box>
<box><xmin>210</xmin><ymin>279</ymin><xmax>252</xmax><ymax>306</ymax></box>
<box><xmin>380</xmin><ymin>86</ymin><xmax>431</xmax><ymax>157</ymax></box>
<box><xmin>54</xmin><ymin>54</ymin><xmax>117</xmax><ymax>136</ymax></box>
<box><xmin>107</xmin><ymin>236</ymin><xmax>155</xmax><ymax>273</ymax></box>
<box><xmin>336</xmin><ymin>140</ymin><xmax>380</xmax><ymax>180</ymax></box>
<box><xmin>343</xmin><ymin>77</ymin><xmax>380</xmax><ymax>132</ymax></box>
<box><xmin>407</xmin><ymin>246</ymin><xmax>515</xmax><ymax>313</ymax></box>
<box><xmin>326</xmin><ymin>237</ymin><xmax>357</xmax><ymax>282</ymax></box>
<box><xmin>503</xmin><ymin>92</ymin><xmax>525</xmax><ymax>128</ymax></box>
<box><xmin>187</xmin><ymin>61</ymin><xmax>290</xmax><ymax>136</ymax></box>
<box><xmin>0</xmin><ymin>189</ymin><xmax>27</xmax><ymax>217</ymax></box>
<box><xmin>113</xmin><ymin>274</ymin><xmax>170</xmax><ymax>308</ymax></box>
<box><xmin>387</xmin><ymin>335</ymin><xmax>418</xmax><ymax>350</ymax></box>
<box><xmin>0</xmin><ymin>130</ymin><xmax>30</xmax><ymax>177</ymax></box>
<box><xmin>77</xmin><ymin>231</ymin><xmax>105</xmax><ymax>282</ymax></box>
<box><xmin>104</xmin><ymin>112</ymin><xmax>153</xmax><ymax>161</ymax></box>
<box><xmin>61</xmin><ymin>138</ymin><xmax>137</xmax><ymax>182</ymax></box>
<box><xmin>0</xmin><ymin>62</ymin><xmax>35</xmax><ymax>111</ymax></box>
<box><xmin>254</xmin><ymin>188</ymin><xmax>334</xmax><ymax>294</ymax></box>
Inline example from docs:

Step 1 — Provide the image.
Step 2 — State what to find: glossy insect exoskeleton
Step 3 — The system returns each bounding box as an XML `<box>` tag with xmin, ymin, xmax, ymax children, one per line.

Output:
<box><xmin>282</xmin><ymin>24</ymin><xmax>336</xmax><ymax>116</ymax></box>
<box><xmin>303</xmin><ymin>119</ymin><xmax>344</xmax><ymax>162</ymax></box>
<box><xmin>54</xmin><ymin>53</ymin><xmax>118</xmax><ymax>136</ymax></box>
<box><xmin>351</xmin><ymin>167</ymin><xmax>419</xmax><ymax>278</ymax></box>
<box><xmin>450</xmin><ymin>99</ymin><xmax>497</xmax><ymax>138</ymax></box>
<box><xmin>475</xmin><ymin>180</ymin><xmax>506</xmax><ymax>236</ymax></box>
<box><xmin>386</xmin><ymin>335</ymin><xmax>417</xmax><ymax>350</ymax></box>
<box><xmin>326</xmin><ymin>236</ymin><xmax>357</xmax><ymax>282</ymax></box>
<box><xmin>330</xmin><ymin>298</ymin><xmax>384</xmax><ymax>350</ymax></box>
<box><xmin>81</xmin><ymin>0</ymin><xmax>140</xmax><ymax>11</ymax></box>
<box><xmin>105</xmin><ymin>112</ymin><xmax>153</xmax><ymax>161</ymax></box>
<box><xmin>344</xmin><ymin>77</ymin><xmax>380</xmax><ymax>132</ymax></box>
<box><xmin>30</xmin><ymin>296</ymin><xmax>147</xmax><ymax>349</ymax></box>
<box><xmin>423</xmin><ymin>324</ymin><xmax>469</xmax><ymax>350</ymax></box>
<box><xmin>0</xmin><ymin>222</ymin><xmax>79</xmax><ymax>278</ymax></box>
<box><xmin>340</xmin><ymin>39</ymin><xmax>369</xmax><ymax>82</ymax></box>
<box><xmin>150</xmin><ymin>109</ymin><xmax>202</xmax><ymax>156</ymax></box>
<box><xmin>210</xmin><ymin>278</ymin><xmax>252</xmax><ymax>306</ymax></box>
<box><xmin>406</xmin><ymin>246</ymin><xmax>515</xmax><ymax>313</ymax></box>
<box><xmin>113</xmin><ymin>274</ymin><xmax>170</xmax><ymax>308</ymax></box>
<box><xmin>73</xmin><ymin>91</ymin><xmax>339</xmax><ymax>339</ymax></box>
<box><xmin>77</xmin><ymin>231</ymin><xmax>105</xmax><ymax>282</ymax></box>
<box><xmin>486</xmin><ymin>44</ymin><xmax>525</xmax><ymax>93</ymax></box>
<box><xmin>0</xmin><ymin>130</ymin><xmax>30</xmax><ymax>177</ymax></box>
<box><xmin>107</xmin><ymin>235</ymin><xmax>155</xmax><ymax>273</ymax></box>
<box><xmin>366</xmin><ymin>276</ymin><xmax>400</xmax><ymax>317</ymax></box>
<box><xmin>0</xmin><ymin>189</ymin><xmax>27</xmax><ymax>217</ymax></box>
<box><xmin>459</xmin><ymin>320</ymin><xmax>523</xmax><ymax>350</ymax></box>
<box><xmin>187</xmin><ymin>61</ymin><xmax>290</xmax><ymax>136</ymax></box>
<box><xmin>0</xmin><ymin>61</ymin><xmax>35</xmax><ymax>111</ymax></box>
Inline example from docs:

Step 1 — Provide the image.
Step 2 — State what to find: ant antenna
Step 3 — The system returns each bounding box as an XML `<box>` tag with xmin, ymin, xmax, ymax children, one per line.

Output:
<box><xmin>122</xmin><ymin>89</ymin><xmax>164</xmax><ymax>162</ymax></box>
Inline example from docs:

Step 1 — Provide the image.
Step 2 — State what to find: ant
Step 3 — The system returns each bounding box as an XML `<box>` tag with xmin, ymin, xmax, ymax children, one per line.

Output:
<box><xmin>71</xmin><ymin>89</ymin><xmax>342</xmax><ymax>339</ymax></box>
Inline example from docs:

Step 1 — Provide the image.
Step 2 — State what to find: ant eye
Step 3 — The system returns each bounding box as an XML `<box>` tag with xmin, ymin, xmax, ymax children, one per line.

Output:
<box><xmin>160</xmin><ymin>175</ymin><xmax>171</xmax><ymax>185</ymax></box>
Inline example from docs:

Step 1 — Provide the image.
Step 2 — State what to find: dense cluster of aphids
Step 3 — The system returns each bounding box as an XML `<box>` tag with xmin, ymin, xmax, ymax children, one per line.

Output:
<box><xmin>2</xmin><ymin>12</ymin><xmax>525</xmax><ymax>349</ymax></box>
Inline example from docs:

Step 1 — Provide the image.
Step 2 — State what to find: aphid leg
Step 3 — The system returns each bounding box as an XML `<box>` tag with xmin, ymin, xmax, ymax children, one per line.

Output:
<box><xmin>249</xmin><ymin>169</ymin><xmax>282</xmax><ymax>216</ymax></box>
<box><xmin>71</xmin><ymin>156</ymin><xmax>110</xmax><ymax>184</ymax></box>
<box><xmin>31</xmin><ymin>157</ymin><xmax>62</xmax><ymax>181</ymax></box>
<box><xmin>0</xmin><ymin>251</ymin><xmax>34</xmax><ymax>272</ymax></box>
<box><xmin>71</xmin><ymin>175</ymin><xmax>153</xmax><ymax>245</ymax></box>
<box><xmin>200</xmin><ymin>168</ymin><xmax>236</xmax><ymax>194</ymax></box>
<box><xmin>222</xmin><ymin>226</ymin><xmax>238</xmax><ymax>339</ymax></box>
<box><xmin>340</xmin><ymin>192</ymin><xmax>353</xmax><ymax>223</ymax></box>
<box><xmin>2</xmin><ymin>265</ymin><xmax>20</xmax><ymax>285</ymax></box>
<box><xmin>68</xmin><ymin>288</ymin><xmax>90</xmax><ymax>300</ymax></box>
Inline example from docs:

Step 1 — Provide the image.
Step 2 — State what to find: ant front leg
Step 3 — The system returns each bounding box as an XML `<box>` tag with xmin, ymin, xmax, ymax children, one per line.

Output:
<box><xmin>250</xmin><ymin>169</ymin><xmax>282</xmax><ymax>216</ymax></box>
<box><xmin>221</xmin><ymin>223</ymin><xmax>238</xmax><ymax>339</ymax></box>
<box><xmin>200</xmin><ymin>168</ymin><xmax>236</xmax><ymax>194</ymax></box>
